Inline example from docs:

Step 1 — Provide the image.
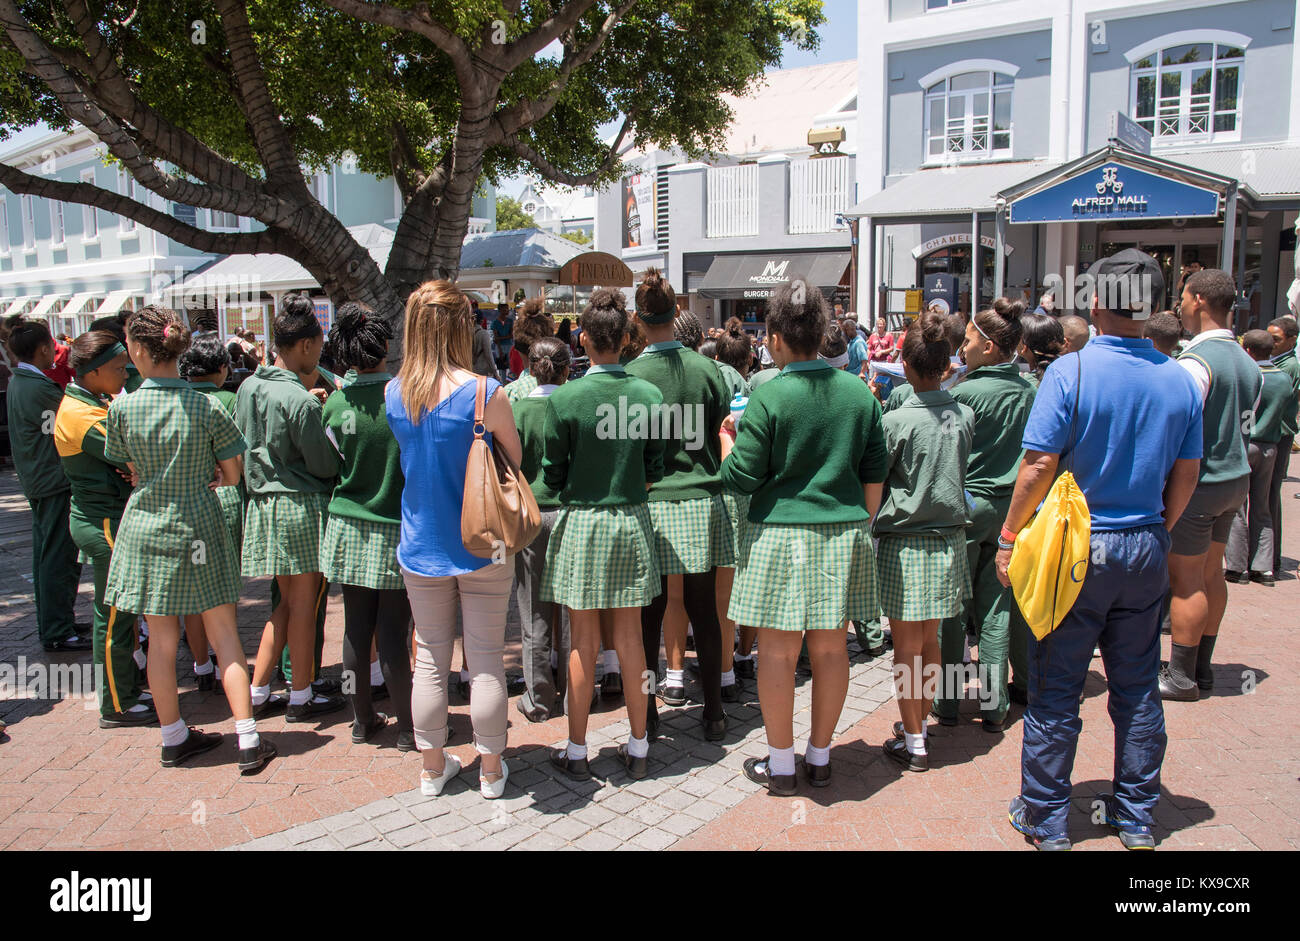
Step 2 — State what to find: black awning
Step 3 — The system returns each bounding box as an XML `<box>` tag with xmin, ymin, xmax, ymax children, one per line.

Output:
<box><xmin>695</xmin><ymin>251</ymin><xmax>849</xmax><ymax>300</ymax></box>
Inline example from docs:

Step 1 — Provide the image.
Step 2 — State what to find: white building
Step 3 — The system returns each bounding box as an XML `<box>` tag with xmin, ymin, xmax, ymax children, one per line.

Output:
<box><xmin>515</xmin><ymin>183</ymin><xmax>596</xmax><ymax>238</ymax></box>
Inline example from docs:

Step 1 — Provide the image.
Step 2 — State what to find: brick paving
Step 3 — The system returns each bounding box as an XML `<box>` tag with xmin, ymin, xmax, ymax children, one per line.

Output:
<box><xmin>1</xmin><ymin>466</ymin><xmax>1298</xmax><ymax>851</ymax></box>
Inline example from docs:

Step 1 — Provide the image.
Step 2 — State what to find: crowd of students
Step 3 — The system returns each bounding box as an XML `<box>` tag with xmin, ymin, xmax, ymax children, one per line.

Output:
<box><xmin>4</xmin><ymin>249</ymin><xmax>1296</xmax><ymax>847</ymax></box>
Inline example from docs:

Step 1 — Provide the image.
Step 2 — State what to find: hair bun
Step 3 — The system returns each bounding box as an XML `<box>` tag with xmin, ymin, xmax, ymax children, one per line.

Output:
<box><xmin>636</xmin><ymin>268</ymin><xmax>676</xmax><ymax>317</ymax></box>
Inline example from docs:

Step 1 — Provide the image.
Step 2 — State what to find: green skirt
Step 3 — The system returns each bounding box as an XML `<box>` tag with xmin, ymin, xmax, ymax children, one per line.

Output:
<box><xmin>321</xmin><ymin>515</ymin><xmax>403</xmax><ymax>591</ymax></box>
<box><xmin>719</xmin><ymin>490</ymin><xmax>751</xmax><ymax>568</ymax></box>
<box><xmin>242</xmin><ymin>491</ymin><xmax>330</xmax><ymax>577</ymax></box>
<box><xmin>646</xmin><ymin>494</ymin><xmax>735</xmax><ymax>574</ymax></box>
<box><xmin>541</xmin><ymin>504</ymin><xmax>661</xmax><ymax>611</ymax></box>
<box><xmin>728</xmin><ymin>519</ymin><xmax>879</xmax><ymax>631</ymax></box>
<box><xmin>216</xmin><ymin>484</ymin><xmax>244</xmax><ymax>563</ymax></box>
<box><xmin>876</xmin><ymin>530</ymin><xmax>972</xmax><ymax>621</ymax></box>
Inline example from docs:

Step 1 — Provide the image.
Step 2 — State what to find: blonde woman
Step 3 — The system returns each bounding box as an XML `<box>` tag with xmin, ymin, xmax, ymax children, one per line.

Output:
<box><xmin>385</xmin><ymin>281</ymin><xmax>524</xmax><ymax>800</ymax></box>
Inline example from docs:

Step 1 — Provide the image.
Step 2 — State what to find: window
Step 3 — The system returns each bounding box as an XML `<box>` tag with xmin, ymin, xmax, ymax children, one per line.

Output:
<box><xmin>209</xmin><ymin>209</ymin><xmax>240</xmax><ymax>230</ymax></box>
<box><xmin>1131</xmin><ymin>42</ymin><xmax>1243</xmax><ymax>143</ymax></box>
<box><xmin>50</xmin><ymin>201</ymin><xmax>65</xmax><ymax>247</ymax></box>
<box><xmin>926</xmin><ymin>0</ymin><xmax>972</xmax><ymax>8</ymax></box>
<box><xmin>21</xmin><ymin>195</ymin><xmax>36</xmax><ymax>249</ymax></box>
<box><xmin>118</xmin><ymin>169</ymin><xmax>137</xmax><ymax>233</ymax></box>
<box><xmin>81</xmin><ymin>169</ymin><xmax>98</xmax><ymax>239</ymax></box>
<box><xmin>925</xmin><ymin>71</ymin><xmax>1013</xmax><ymax>162</ymax></box>
<box><xmin>0</xmin><ymin>199</ymin><xmax>8</xmax><ymax>254</ymax></box>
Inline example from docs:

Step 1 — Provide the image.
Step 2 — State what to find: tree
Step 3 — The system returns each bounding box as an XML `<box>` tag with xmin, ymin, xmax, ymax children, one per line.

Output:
<box><xmin>560</xmin><ymin>229</ymin><xmax>592</xmax><ymax>245</ymax></box>
<box><xmin>0</xmin><ymin>0</ymin><xmax>823</xmax><ymax>355</ymax></box>
<box><xmin>495</xmin><ymin>195</ymin><xmax>536</xmax><ymax>231</ymax></box>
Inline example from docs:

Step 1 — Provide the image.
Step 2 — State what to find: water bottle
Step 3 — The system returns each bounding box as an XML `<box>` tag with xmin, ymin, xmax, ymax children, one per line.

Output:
<box><xmin>730</xmin><ymin>392</ymin><xmax>748</xmax><ymax>432</ymax></box>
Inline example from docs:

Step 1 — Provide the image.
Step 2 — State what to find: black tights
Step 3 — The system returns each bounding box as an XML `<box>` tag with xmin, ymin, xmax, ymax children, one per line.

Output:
<box><xmin>341</xmin><ymin>585</ymin><xmax>414</xmax><ymax>733</ymax></box>
<box><xmin>641</xmin><ymin>570</ymin><xmax>723</xmax><ymax>723</ymax></box>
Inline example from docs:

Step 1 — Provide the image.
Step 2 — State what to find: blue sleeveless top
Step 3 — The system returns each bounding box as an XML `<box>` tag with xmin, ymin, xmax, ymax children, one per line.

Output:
<box><xmin>386</xmin><ymin>376</ymin><xmax>499</xmax><ymax>576</ymax></box>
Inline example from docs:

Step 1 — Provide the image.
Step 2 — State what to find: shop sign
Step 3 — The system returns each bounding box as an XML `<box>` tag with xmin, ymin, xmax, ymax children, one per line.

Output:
<box><xmin>911</xmin><ymin>233</ymin><xmax>1014</xmax><ymax>259</ymax></box>
<box><xmin>1009</xmin><ymin>162</ymin><xmax>1220</xmax><ymax>224</ymax></box>
<box><xmin>748</xmin><ymin>260</ymin><xmax>791</xmax><ymax>286</ymax></box>
<box><xmin>622</xmin><ymin>174</ymin><xmax>657</xmax><ymax>251</ymax></box>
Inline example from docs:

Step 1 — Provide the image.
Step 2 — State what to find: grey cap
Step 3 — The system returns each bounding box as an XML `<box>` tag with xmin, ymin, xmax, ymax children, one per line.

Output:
<box><xmin>1086</xmin><ymin>248</ymin><xmax>1164</xmax><ymax>319</ymax></box>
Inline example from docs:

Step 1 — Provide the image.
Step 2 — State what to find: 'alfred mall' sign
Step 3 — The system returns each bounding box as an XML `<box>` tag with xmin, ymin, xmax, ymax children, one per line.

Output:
<box><xmin>1009</xmin><ymin>161</ymin><xmax>1220</xmax><ymax>224</ymax></box>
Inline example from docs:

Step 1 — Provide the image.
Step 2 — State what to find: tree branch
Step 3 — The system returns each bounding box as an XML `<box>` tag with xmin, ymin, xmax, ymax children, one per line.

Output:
<box><xmin>0</xmin><ymin>162</ymin><xmax>288</xmax><ymax>255</ymax></box>
<box><xmin>493</xmin><ymin>0</ymin><xmax>605</xmax><ymax>73</ymax></box>
<box><xmin>502</xmin><ymin>113</ymin><xmax>631</xmax><ymax>187</ymax></box>
<box><xmin>323</xmin><ymin>0</ymin><xmax>474</xmax><ymax>83</ymax></box>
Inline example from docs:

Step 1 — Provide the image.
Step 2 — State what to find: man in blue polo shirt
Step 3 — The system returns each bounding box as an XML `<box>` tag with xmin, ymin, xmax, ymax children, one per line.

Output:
<box><xmin>995</xmin><ymin>249</ymin><xmax>1202</xmax><ymax>851</ymax></box>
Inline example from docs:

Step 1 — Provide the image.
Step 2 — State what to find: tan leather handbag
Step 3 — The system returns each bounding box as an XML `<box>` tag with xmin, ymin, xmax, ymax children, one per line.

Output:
<box><xmin>461</xmin><ymin>377</ymin><xmax>541</xmax><ymax>558</ymax></box>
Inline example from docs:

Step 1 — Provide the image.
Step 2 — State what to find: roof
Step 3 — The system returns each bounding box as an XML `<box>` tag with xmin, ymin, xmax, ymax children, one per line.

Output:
<box><xmin>845</xmin><ymin>160</ymin><xmax>1060</xmax><ymax>219</ymax></box>
<box><xmin>459</xmin><ymin>228</ymin><xmax>585</xmax><ymax>270</ymax></box>
<box><xmin>1159</xmin><ymin>143</ymin><xmax>1300</xmax><ymax>201</ymax></box>
<box><xmin>714</xmin><ymin>60</ymin><xmax>857</xmax><ymax>158</ymax></box>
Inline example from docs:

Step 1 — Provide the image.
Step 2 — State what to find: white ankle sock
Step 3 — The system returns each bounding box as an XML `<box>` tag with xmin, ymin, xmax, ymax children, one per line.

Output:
<box><xmin>459</xmin><ymin>669</ymin><xmax>470</xmax><ymax>683</ymax></box>
<box><xmin>127</xmin><ymin>703</ymin><xmax>152</xmax><ymax>714</ymax></box>
<box><xmin>288</xmin><ymin>686</ymin><xmax>311</xmax><ymax>706</ymax></box>
<box><xmin>666</xmin><ymin>668</ymin><xmax>684</xmax><ymax>687</ymax></box>
<box><xmin>235</xmin><ymin>717</ymin><xmax>259</xmax><ymax>750</ymax></box>
<box><xmin>603</xmin><ymin>649</ymin><xmax>620</xmax><ymax>673</ymax></box>
<box><xmin>160</xmin><ymin>718</ymin><xmax>188</xmax><ymax>747</ymax></box>
<box><xmin>734</xmin><ymin>651</ymin><xmax>754</xmax><ymax>662</ymax></box>
<box><xmin>768</xmin><ymin>745</ymin><xmax>796</xmax><ymax>776</ymax></box>
<box><xmin>370</xmin><ymin>659</ymin><xmax>384</xmax><ymax>685</ymax></box>
<box><xmin>805</xmin><ymin>742</ymin><xmax>831</xmax><ymax>766</ymax></box>
<box><xmin>566</xmin><ymin>741</ymin><xmax>588</xmax><ymax>761</ymax></box>
<box><xmin>720</xmin><ymin>669</ymin><xmax>735</xmax><ymax>686</ymax></box>
<box><xmin>194</xmin><ymin>659</ymin><xmax>214</xmax><ymax>676</ymax></box>
<box><xmin>626</xmin><ymin>734</ymin><xmax>649</xmax><ymax>758</ymax></box>
<box><xmin>132</xmin><ymin>649</ymin><xmax>147</xmax><ymax>671</ymax></box>
<box><xmin>250</xmin><ymin>684</ymin><xmax>270</xmax><ymax>706</ymax></box>
<box><xmin>904</xmin><ymin>732</ymin><xmax>927</xmax><ymax>756</ymax></box>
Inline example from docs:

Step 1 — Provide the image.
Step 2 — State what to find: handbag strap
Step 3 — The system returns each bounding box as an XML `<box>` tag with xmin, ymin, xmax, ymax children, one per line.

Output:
<box><xmin>473</xmin><ymin>376</ymin><xmax>487</xmax><ymax>441</ymax></box>
<box><xmin>1063</xmin><ymin>353</ymin><xmax>1082</xmax><ymax>474</ymax></box>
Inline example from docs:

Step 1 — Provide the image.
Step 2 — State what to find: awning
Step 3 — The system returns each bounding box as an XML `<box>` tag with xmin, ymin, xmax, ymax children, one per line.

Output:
<box><xmin>94</xmin><ymin>289</ymin><xmax>135</xmax><ymax>317</ymax></box>
<box><xmin>61</xmin><ymin>292</ymin><xmax>98</xmax><ymax>317</ymax></box>
<box><xmin>28</xmin><ymin>294</ymin><xmax>68</xmax><ymax>319</ymax></box>
<box><xmin>696</xmin><ymin>251</ymin><xmax>850</xmax><ymax>300</ymax></box>
<box><xmin>1</xmin><ymin>295</ymin><xmax>34</xmax><ymax>318</ymax></box>
<box><xmin>843</xmin><ymin>160</ymin><xmax>1059</xmax><ymax>220</ymax></box>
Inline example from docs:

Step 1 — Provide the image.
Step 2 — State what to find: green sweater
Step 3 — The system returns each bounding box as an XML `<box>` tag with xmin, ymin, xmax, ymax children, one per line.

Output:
<box><xmin>321</xmin><ymin>372</ymin><xmax>404</xmax><ymax>523</ymax></box>
<box><xmin>1178</xmin><ymin>337</ymin><xmax>1262</xmax><ymax>484</ymax></box>
<box><xmin>6</xmin><ymin>365</ymin><xmax>71</xmax><ymax>501</ymax></box>
<box><xmin>873</xmin><ymin>389</ymin><xmax>974</xmax><ymax>535</ymax></box>
<box><xmin>513</xmin><ymin>387</ymin><xmax>561</xmax><ymax>508</ymax></box>
<box><xmin>748</xmin><ymin>367</ymin><xmax>781</xmax><ymax>390</ymax></box>
<box><xmin>625</xmin><ymin>341</ymin><xmax>730</xmax><ymax>501</ymax></box>
<box><xmin>1272</xmin><ymin>348</ymin><xmax>1299</xmax><ymax>437</ymax></box>
<box><xmin>1252</xmin><ymin>364</ymin><xmax>1293</xmax><ymax>444</ymax></box>
<box><xmin>235</xmin><ymin>365</ymin><xmax>340</xmax><ymax>496</ymax></box>
<box><xmin>720</xmin><ymin>360</ymin><xmax>888</xmax><ymax>524</ymax></box>
<box><xmin>54</xmin><ymin>382</ymin><xmax>132</xmax><ymax>520</ymax></box>
<box><xmin>542</xmin><ymin>365</ymin><xmax>665</xmax><ymax>506</ymax></box>
<box><xmin>950</xmin><ymin>362</ymin><xmax>1036</xmax><ymax>497</ymax></box>
<box><xmin>714</xmin><ymin>361</ymin><xmax>750</xmax><ymax>398</ymax></box>
<box><xmin>883</xmin><ymin>381</ymin><xmax>913</xmax><ymax>413</ymax></box>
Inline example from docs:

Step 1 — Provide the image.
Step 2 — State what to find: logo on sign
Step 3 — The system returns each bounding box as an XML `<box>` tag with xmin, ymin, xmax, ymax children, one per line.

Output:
<box><xmin>1096</xmin><ymin>167</ymin><xmax>1123</xmax><ymax>195</ymax></box>
<box><xmin>1072</xmin><ymin>166</ymin><xmax>1148</xmax><ymax>216</ymax></box>
<box><xmin>749</xmin><ymin>260</ymin><xmax>790</xmax><ymax>285</ymax></box>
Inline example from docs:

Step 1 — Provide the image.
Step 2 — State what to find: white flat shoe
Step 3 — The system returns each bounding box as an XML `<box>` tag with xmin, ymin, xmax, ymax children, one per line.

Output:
<box><xmin>480</xmin><ymin>757</ymin><xmax>508</xmax><ymax>800</ymax></box>
<box><xmin>420</xmin><ymin>751</ymin><xmax>462</xmax><ymax>796</ymax></box>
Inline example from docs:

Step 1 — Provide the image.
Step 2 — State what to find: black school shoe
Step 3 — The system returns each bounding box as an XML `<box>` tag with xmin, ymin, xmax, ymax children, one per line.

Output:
<box><xmin>601</xmin><ymin>672</ymin><xmax>623</xmax><ymax>698</ymax></box>
<box><xmin>797</xmin><ymin>755</ymin><xmax>832</xmax><ymax>788</ymax></box>
<box><xmin>99</xmin><ymin>705</ymin><xmax>158</xmax><ymax>729</ymax></box>
<box><xmin>43</xmin><ymin>635</ymin><xmax>92</xmax><ymax>652</ymax></box>
<box><xmin>252</xmin><ymin>692</ymin><xmax>289</xmax><ymax>719</ymax></box>
<box><xmin>657</xmin><ymin>682</ymin><xmax>687</xmax><ymax>707</ymax></box>
<box><xmin>882</xmin><ymin>737</ymin><xmax>928</xmax><ymax>772</ymax></box>
<box><xmin>742</xmin><ymin>756</ymin><xmax>797</xmax><ymax>796</ymax></box>
<box><xmin>196</xmin><ymin>667</ymin><xmax>219</xmax><ymax>692</ymax></box>
<box><xmin>1249</xmin><ymin>571</ymin><xmax>1275</xmax><ymax>586</ymax></box>
<box><xmin>160</xmin><ymin>728</ymin><xmax>223</xmax><ymax>767</ymax></box>
<box><xmin>703</xmin><ymin>716</ymin><xmax>727</xmax><ymax>741</ymax></box>
<box><xmin>1223</xmin><ymin>569</ymin><xmax>1249</xmax><ymax>584</ymax></box>
<box><xmin>733</xmin><ymin>658</ymin><xmax>756</xmax><ymax>680</ymax></box>
<box><xmin>285</xmin><ymin>693</ymin><xmax>346</xmax><ymax>723</ymax></box>
<box><xmin>617</xmin><ymin>743</ymin><xmax>649</xmax><ymax>780</ymax></box>
<box><xmin>238</xmin><ymin>738</ymin><xmax>277</xmax><ymax>774</ymax></box>
<box><xmin>352</xmin><ymin>712</ymin><xmax>389</xmax><ymax>744</ymax></box>
<box><xmin>721</xmin><ymin>682</ymin><xmax>742</xmax><ymax>703</ymax></box>
<box><xmin>549</xmin><ymin>748</ymin><xmax>592</xmax><ymax>781</ymax></box>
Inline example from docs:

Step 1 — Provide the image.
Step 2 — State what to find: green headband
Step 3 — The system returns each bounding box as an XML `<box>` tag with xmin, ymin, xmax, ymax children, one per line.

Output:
<box><xmin>75</xmin><ymin>342</ymin><xmax>127</xmax><ymax>377</ymax></box>
<box><xmin>636</xmin><ymin>307</ymin><xmax>676</xmax><ymax>325</ymax></box>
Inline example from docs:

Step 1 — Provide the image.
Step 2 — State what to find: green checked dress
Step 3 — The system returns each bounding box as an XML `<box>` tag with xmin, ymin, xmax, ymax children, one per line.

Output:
<box><xmin>189</xmin><ymin>381</ymin><xmax>244</xmax><ymax>558</ymax></box>
<box><xmin>235</xmin><ymin>365</ymin><xmax>340</xmax><ymax>577</ymax></box>
<box><xmin>720</xmin><ymin>360</ymin><xmax>889</xmax><ymax>631</ymax></box>
<box><xmin>873</xmin><ymin>388</ymin><xmax>975</xmax><ymax>621</ymax></box>
<box><xmin>538</xmin><ymin>363</ymin><xmax>666</xmax><ymax>610</ymax></box>
<box><xmin>103</xmin><ymin>377</ymin><xmax>246</xmax><ymax>615</ymax></box>
<box><xmin>319</xmin><ymin>372</ymin><xmax>404</xmax><ymax>590</ymax></box>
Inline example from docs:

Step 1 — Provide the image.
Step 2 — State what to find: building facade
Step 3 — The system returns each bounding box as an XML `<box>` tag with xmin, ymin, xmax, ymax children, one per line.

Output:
<box><xmin>852</xmin><ymin>0</ymin><xmax>1300</xmax><ymax>326</ymax></box>
<box><xmin>1</xmin><ymin>124</ymin><xmax>496</xmax><ymax>341</ymax></box>
<box><xmin>593</xmin><ymin>60</ymin><xmax>861</xmax><ymax>330</ymax></box>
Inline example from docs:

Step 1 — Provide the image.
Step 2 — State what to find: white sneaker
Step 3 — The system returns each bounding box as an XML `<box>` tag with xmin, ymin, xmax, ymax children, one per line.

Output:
<box><xmin>420</xmin><ymin>751</ymin><xmax>462</xmax><ymax>796</ymax></box>
<box><xmin>480</xmin><ymin>757</ymin><xmax>509</xmax><ymax>800</ymax></box>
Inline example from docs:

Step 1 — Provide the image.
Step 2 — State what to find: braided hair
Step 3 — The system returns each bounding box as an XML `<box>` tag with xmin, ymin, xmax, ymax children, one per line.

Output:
<box><xmin>1019</xmin><ymin>311</ymin><xmax>1065</xmax><ymax>380</ymax></box>
<box><xmin>126</xmin><ymin>305</ymin><xmax>190</xmax><ymax>363</ymax></box>
<box><xmin>328</xmin><ymin>302</ymin><xmax>391</xmax><ymax>371</ymax></box>
<box><xmin>672</xmin><ymin>310</ymin><xmax>704</xmax><ymax>351</ymax></box>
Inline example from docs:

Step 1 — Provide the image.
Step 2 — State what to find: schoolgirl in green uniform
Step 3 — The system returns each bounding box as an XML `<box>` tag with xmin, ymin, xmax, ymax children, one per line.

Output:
<box><xmin>320</xmin><ymin>304</ymin><xmax>414</xmax><ymax>749</ymax></box>
<box><xmin>874</xmin><ymin>311</ymin><xmax>974</xmax><ymax>772</ymax></box>
<box><xmin>103</xmin><ymin>306</ymin><xmax>273</xmax><ymax>773</ymax></box>
<box><xmin>503</xmin><ymin>297</ymin><xmax>554</xmax><ymax>403</ymax></box>
<box><xmin>935</xmin><ymin>300</ymin><xmax>1037</xmax><ymax>733</ymax></box>
<box><xmin>543</xmin><ymin>290</ymin><xmax>666</xmax><ymax>781</ymax></box>
<box><xmin>236</xmin><ymin>294</ymin><xmax>343</xmax><ymax>722</ymax></box>
<box><xmin>177</xmin><ymin>332</ymin><xmax>243</xmax><ymax>691</ymax></box>
<box><xmin>54</xmin><ymin>331</ymin><xmax>153</xmax><ymax>727</ymax></box>
<box><xmin>626</xmin><ymin>270</ymin><xmax>734</xmax><ymax>742</ymax></box>
<box><xmin>720</xmin><ymin>280</ymin><xmax>888</xmax><ymax>795</ymax></box>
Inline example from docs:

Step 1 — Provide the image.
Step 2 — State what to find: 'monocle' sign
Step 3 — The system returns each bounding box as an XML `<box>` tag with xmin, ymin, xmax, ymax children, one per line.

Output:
<box><xmin>1009</xmin><ymin>162</ymin><xmax>1220</xmax><ymax>224</ymax></box>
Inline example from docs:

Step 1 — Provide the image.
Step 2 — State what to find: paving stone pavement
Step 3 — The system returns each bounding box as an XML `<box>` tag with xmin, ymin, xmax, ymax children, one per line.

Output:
<box><xmin>228</xmin><ymin>649</ymin><xmax>897</xmax><ymax>851</ymax></box>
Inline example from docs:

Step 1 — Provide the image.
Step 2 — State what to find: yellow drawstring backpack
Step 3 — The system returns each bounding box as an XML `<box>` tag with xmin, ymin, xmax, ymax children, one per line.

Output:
<box><xmin>1008</xmin><ymin>355</ymin><xmax>1091</xmax><ymax>640</ymax></box>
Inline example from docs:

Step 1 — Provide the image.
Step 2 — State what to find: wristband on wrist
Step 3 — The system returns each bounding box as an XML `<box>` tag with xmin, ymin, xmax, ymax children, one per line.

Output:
<box><xmin>997</xmin><ymin>536</ymin><xmax>1016</xmax><ymax>551</ymax></box>
<box><xmin>1000</xmin><ymin>525</ymin><xmax>1018</xmax><ymax>544</ymax></box>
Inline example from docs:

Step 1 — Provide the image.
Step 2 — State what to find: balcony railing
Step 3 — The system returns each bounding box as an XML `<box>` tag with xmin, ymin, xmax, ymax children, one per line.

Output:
<box><xmin>789</xmin><ymin>156</ymin><xmax>852</xmax><ymax>235</ymax></box>
<box><xmin>706</xmin><ymin>164</ymin><xmax>759</xmax><ymax>238</ymax></box>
